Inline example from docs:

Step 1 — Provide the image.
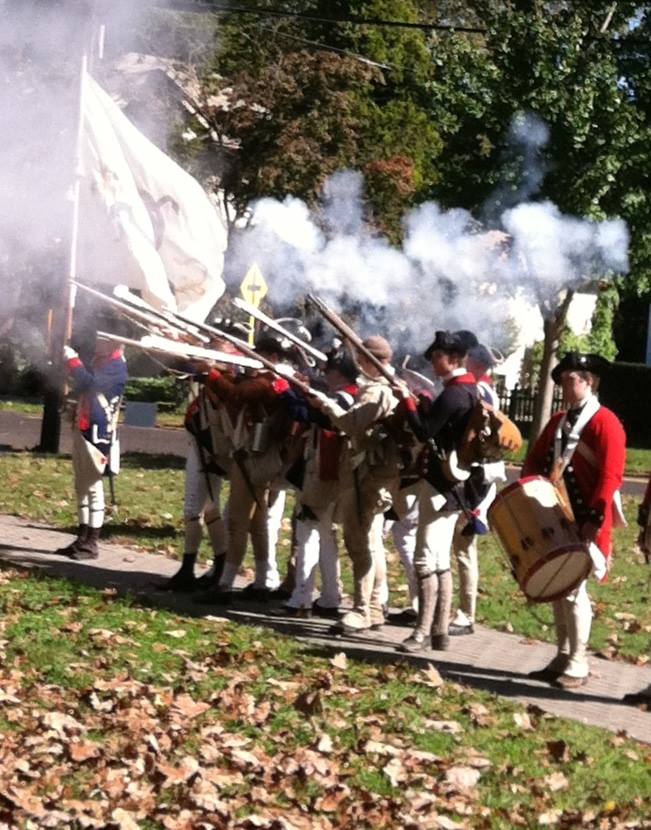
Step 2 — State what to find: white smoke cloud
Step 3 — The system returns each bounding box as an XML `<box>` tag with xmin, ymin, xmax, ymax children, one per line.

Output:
<box><xmin>229</xmin><ymin>166</ymin><xmax>629</xmax><ymax>358</ymax></box>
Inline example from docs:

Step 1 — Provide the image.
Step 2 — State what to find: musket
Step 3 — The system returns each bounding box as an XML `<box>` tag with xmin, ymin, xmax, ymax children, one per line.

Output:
<box><xmin>96</xmin><ymin>331</ymin><xmax>263</xmax><ymax>370</ymax></box>
<box><xmin>112</xmin><ymin>284</ymin><xmax>209</xmax><ymax>344</ymax></box>
<box><xmin>232</xmin><ymin>297</ymin><xmax>328</xmax><ymax>364</ymax></box>
<box><xmin>152</xmin><ymin>312</ymin><xmax>319</xmax><ymax>398</ymax></box>
<box><xmin>306</xmin><ymin>294</ymin><xmax>398</xmax><ymax>387</ymax></box>
<box><xmin>112</xmin><ymin>294</ymin><xmax>322</xmax><ymax>399</ymax></box>
<box><xmin>73</xmin><ymin>280</ymin><xmax>208</xmax><ymax>343</ymax></box>
<box><xmin>400</xmin><ymin>356</ymin><xmax>439</xmax><ymax>398</ymax></box>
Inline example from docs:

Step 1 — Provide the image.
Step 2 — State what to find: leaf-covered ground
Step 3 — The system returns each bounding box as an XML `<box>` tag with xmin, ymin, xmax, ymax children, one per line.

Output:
<box><xmin>1</xmin><ymin>451</ymin><xmax>649</xmax><ymax>665</ymax></box>
<box><xmin>0</xmin><ymin>570</ymin><xmax>648</xmax><ymax>830</ymax></box>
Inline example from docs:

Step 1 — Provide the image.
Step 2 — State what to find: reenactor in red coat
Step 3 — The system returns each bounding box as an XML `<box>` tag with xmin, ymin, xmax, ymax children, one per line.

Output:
<box><xmin>522</xmin><ymin>352</ymin><xmax>626</xmax><ymax>689</ymax></box>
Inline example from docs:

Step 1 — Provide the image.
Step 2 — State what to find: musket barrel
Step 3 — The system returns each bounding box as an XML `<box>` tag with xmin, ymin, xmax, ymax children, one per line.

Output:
<box><xmin>306</xmin><ymin>294</ymin><xmax>397</xmax><ymax>386</ymax></box>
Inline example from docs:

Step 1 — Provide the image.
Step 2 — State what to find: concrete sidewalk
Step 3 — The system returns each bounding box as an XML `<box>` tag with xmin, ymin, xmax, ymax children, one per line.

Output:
<box><xmin>0</xmin><ymin>513</ymin><xmax>650</xmax><ymax>744</ymax></box>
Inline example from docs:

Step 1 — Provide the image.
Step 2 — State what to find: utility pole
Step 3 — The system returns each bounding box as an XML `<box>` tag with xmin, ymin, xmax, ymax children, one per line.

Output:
<box><xmin>38</xmin><ymin>2</ymin><xmax>95</xmax><ymax>453</ymax></box>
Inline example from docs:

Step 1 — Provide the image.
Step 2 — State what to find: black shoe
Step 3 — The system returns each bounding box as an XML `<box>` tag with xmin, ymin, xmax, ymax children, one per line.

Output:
<box><xmin>240</xmin><ymin>583</ymin><xmax>271</xmax><ymax>602</ymax></box>
<box><xmin>272</xmin><ymin>586</ymin><xmax>293</xmax><ymax>601</ymax></box>
<box><xmin>312</xmin><ymin>601</ymin><xmax>340</xmax><ymax>619</ymax></box>
<box><xmin>55</xmin><ymin>541</ymin><xmax>81</xmax><ymax>556</ymax></box>
<box><xmin>622</xmin><ymin>692</ymin><xmax>651</xmax><ymax>708</ymax></box>
<box><xmin>69</xmin><ymin>527</ymin><xmax>100</xmax><ymax>561</ymax></box>
<box><xmin>195</xmin><ymin>555</ymin><xmax>225</xmax><ymax>591</ymax></box>
<box><xmin>160</xmin><ymin>569</ymin><xmax>196</xmax><ymax>593</ymax></box>
<box><xmin>281</xmin><ymin>605</ymin><xmax>312</xmax><ymax>619</ymax></box>
<box><xmin>194</xmin><ymin>589</ymin><xmax>233</xmax><ymax>606</ymax></box>
<box><xmin>194</xmin><ymin>568</ymin><xmax>221</xmax><ymax>591</ymax></box>
<box><xmin>69</xmin><ymin>546</ymin><xmax>99</xmax><ymax>561</ymax></box>
<box><xmin>387</xmin><ymin>608</ymin><xmax>418</xmax><ymax>626</ymax></box>
<box><xmin>448</xmin><ymin>623</ymin><xmax>474</xmax><ymax>636</ymax></box>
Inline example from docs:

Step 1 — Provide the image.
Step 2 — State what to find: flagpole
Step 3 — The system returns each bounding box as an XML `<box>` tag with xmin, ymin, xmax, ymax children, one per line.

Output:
<box><xmin>38</xmin><ymin>10</ymin><xmax>93</xmax><ymax>453</ymax></box>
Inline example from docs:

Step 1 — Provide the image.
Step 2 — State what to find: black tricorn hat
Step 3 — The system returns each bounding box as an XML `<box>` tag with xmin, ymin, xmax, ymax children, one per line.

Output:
<box><xmin>468</xmin><ymin>343</ymin><xmax>495</xmax><ymax>369</ymax></box>
<box><xmin>424</xmin><ymin>330</ymin><xmax>470</xmax><ymax>360</ymax></box>
<box><xmin>551</xmin><ymin>352</ymin><xmax>612</xmax><ymax>384</ymax></box>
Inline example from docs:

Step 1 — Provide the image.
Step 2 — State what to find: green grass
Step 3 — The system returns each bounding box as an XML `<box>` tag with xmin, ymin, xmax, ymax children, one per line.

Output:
<box><xmin>0</xmin><ymin>569</ymin><xmax>647</xmax><ymax>828</ymax></box>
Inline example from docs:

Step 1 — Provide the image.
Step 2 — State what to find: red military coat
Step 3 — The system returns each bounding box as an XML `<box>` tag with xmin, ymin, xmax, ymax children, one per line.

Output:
<box><xmin>522</xmin><ymin>404</ymin><xmax>626</xmax><ymax>559</ymax></box>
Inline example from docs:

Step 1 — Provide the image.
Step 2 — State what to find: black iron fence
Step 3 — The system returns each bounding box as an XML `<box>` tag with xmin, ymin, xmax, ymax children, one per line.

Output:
<box><xmin>495</xmin><ymin>383</ymin><xmax>564</xmax><ymax>438</ymax></box>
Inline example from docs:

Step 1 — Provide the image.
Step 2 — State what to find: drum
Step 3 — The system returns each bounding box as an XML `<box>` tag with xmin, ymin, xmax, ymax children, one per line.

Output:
<box><xmin>488</xmin><ymin>475</ymin><xmax>591</xmax><ymax>602</ymax></box>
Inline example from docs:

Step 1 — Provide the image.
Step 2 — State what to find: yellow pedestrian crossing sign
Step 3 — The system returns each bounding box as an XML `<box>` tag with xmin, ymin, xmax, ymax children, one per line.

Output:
<box><xmin>240</xmin><ymin>263</ymin><xmax>268</xmax><ymax>308</ymax></box>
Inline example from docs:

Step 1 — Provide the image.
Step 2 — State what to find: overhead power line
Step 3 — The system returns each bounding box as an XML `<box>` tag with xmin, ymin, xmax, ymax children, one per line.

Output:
<box><xmin>150</xmin><ymin>1</ymin><xmax>487</xmax><ymax>34</ymax></box>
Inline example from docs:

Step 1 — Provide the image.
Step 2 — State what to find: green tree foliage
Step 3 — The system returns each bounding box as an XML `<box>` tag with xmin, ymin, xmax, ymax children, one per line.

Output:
<box><xmin>179</xmin><ymin>0</ymin><xmax>442</xmax><ymax>236</ymax></box>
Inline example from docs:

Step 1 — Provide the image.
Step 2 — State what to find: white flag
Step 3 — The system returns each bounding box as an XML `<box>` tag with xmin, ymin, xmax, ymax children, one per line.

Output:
<box><xmin>79</xmin><ymin>73</ymin><xmax>226</xmax><ymax>322</ymax></box>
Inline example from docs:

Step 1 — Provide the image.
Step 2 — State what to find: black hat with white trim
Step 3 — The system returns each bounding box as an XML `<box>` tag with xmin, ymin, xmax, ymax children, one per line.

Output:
<box><xmin>551</xmin><ymin>352</ymin><xmax>612</xmax><ymax>384</ymax></box>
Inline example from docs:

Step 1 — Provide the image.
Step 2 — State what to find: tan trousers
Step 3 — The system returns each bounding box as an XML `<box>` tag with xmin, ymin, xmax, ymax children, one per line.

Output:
<box><xmin>219</xmin><ymin>462</ymin><xmax>269</xmax><ymax>589</ymax></box>
<box><xmin>340</xmin><ymin>477</ymin><xmax>391</xmax><ymax>628</ymax></box>
<box><xmin>451</xmin><ymin>517</ymin><xmax>479</xmax><ymax>626</ymax></box>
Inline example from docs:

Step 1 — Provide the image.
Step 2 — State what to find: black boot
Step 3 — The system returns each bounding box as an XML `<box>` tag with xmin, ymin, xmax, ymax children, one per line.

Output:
<box><xmin>55</xmin><ymin>524</ymin><xmax>88</xmax><ymax>557</ymax></box>
<box><xmin>70</xmin><ymin>527</ymin><xmax>100</xmax><ymax>561</ymax></box>
<box><xmin>161</xmin><ymin>554</ymin><xmax>198</xmax><ymax>592</ymax></box>
<box><xmin>195</xmin><ymin>553</ymin><xmax>226</xmax><ymax>590</ymax></box>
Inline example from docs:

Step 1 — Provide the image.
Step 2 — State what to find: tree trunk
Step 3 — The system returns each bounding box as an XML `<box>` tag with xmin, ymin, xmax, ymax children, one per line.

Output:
<box><xmin>529</xmin><ymin>290</ymin><xmax>574</xmax><ymax>444</ymax></box>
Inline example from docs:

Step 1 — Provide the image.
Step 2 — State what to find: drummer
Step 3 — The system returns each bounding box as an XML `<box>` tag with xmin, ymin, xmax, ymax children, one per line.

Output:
<box><xmin>522</xmin><ymin>352</ymin><xmax>626</xmax><ymax>689</ymax></box>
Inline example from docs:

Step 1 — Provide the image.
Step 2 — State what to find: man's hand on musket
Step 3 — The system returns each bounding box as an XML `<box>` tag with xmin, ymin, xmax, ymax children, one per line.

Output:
<box><xmin>191</xmin><ymin>359</ymin><xmax>214</xmax><ymax>375</ymax></box>
<box><xmin>307</xmin><ymin>388</ymin><xmax>329</xmax><ymax>410</ymax></box>
<box><xmin>392</xmin><ymin>379</ymin><xmax>414</xmax><ymax>402</ymax></box>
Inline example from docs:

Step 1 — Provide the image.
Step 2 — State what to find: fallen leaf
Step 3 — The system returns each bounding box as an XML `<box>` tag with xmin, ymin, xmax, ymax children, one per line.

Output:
<box><xmin>41</xmin><ymin>712</ymin><xmax>85</xmax><ymax>735</ymax></box>
<box><xmin>363</xmin><ymin>739</ymin><xmax>402</xmax><ymax>757</ymax></box>
<box><xmin>157</xmin><ymin>756</ymin><xmax>199</xmax><ymax>787</ymax></box>
<box><xmin>423</xmin><ymin>720</ymin><xmax>462</xmax><ymax>735</ymax></box>
<box><xmin>164</xmin><ymin>630</ymin><xmax>186</xmax><ymax>639</ymax></box>
<box><xmin>330</xmin><ymin>652</ymin><xmax>348</xmax><ymax>670</ymax></box>
<box><xmin>419</xmin><ymin>664</ymin><xmax>444</xmax><ymax>688</ymax></box>
<box><xmin>544</xmin><ymin>772</ymin><xmax>569</xmax><ymax>792</ymax></box>
<box><xmin>445</xmin><ymin>765</ymin><xmax>481</xmax><ymax>790</ymax></box>
<box><xmin>111</xmin><ymin>808</ymin><xmax>140</xmax><ymax>830</ymax></box>
<box><xmin>68</xmin><ymin>741</ymin><xmax>100</xmax><ymax>762</ymax></box>
<box><xmin>316</xmin><ymin>733</ymin><xmax>333</xmax><ymax>754</ymax></box>
<box><xmin>171</xmin><ymin>694</ymin><xmax>210</xmax><ymax>720</ymax></box>
<box><xmin>513</xmin><ymin>712</ymin><xmax>533</xmax><ymax>730</ymax></box>
<box><xmin>383</xmin><ymin>756</ymin><xmax>407</xmax><ymax>787</ymax></box>
<box><xmin>537</xmin><ymin>809</ymin><xmax>561</xmax><ymax>825</ymax></box>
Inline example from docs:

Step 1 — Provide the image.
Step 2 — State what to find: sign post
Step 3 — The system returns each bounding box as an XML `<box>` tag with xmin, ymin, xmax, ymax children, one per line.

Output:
<box><xmin>239</xmin><ymin>263</ymin><xmax>268</xmax><ymax>345</ymax></box>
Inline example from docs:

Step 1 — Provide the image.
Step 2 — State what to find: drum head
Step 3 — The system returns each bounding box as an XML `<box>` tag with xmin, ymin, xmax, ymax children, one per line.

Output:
<box><xmin>523</xmin><ymin>546</ymin><xmax>592</xmax><ymax>602</ymax></box>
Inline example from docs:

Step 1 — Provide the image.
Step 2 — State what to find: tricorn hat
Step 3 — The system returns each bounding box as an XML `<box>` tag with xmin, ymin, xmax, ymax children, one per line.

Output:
<box><xmin>551</xmin><ymin>352</ymin><xmax>612</xmax><ymax>384</ymax></box>
<box><xmin>468</xmin><ymin>343</ymin><xmax>495</xmax><ymax>370</ymax></box>
<box><xmin>424</xmin><ymin>330</ymin><xmax>470</xmax><ymax>360</ymax></box>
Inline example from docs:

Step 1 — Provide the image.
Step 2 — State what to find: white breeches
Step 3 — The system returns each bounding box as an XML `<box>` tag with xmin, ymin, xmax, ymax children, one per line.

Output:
<box><xmin>451</xmin><ymin>516</ymin><xmax>479</xmax><ymax>626</ymax></box>
<box><xmin>551</xmin><ymin>579</ymin><xmax>592</xmax><ymax>679</ymax></box>
<box><xmin>414</xmin><ymin>481</ymin><xmax>460</xmax><ymax>576</ymax></box>
<box><xmin>77</xmin><ymin>479</ymin><xmax>105</xmax><ymax>529</ymax></box>
<box><xmin>255</xmin><ymin>488</ymin><xmax>286</xmax><ymax>589</ymax></box>
<box><xmin>288</xmin><ymin>501</ymin><xmax>340</xmax><ymax>609</ymax></box>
